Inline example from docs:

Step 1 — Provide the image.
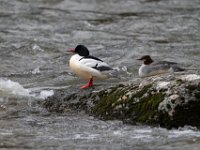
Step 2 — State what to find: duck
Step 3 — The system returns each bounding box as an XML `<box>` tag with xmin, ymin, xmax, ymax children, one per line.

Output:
<box><xmin>137</xmin><ymin>55</ymin><xmax>184</xmax><ymax>77</ymax></box>
<box><xmin>69</xmin><ymin>45</ymin><xmax>112</xmax><ymax>89</ymax></box>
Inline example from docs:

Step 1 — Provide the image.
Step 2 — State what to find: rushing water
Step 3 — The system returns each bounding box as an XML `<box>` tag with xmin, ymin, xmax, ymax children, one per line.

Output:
<box><xmin>0</xmin><ymin>0</ymin><xmax>200</xmax><ymax>149</ymax></box>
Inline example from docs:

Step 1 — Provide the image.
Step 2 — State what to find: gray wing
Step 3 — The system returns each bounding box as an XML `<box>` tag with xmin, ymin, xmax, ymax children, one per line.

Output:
<box><xmin>150</xmin><ymin>61</ymin><xmax>184</xmax><ymax>72</ymax></box>
<box><xmin>153</xmin><ymin>61</ymin><xmax>178</xmax><ymax>65</ymax></box>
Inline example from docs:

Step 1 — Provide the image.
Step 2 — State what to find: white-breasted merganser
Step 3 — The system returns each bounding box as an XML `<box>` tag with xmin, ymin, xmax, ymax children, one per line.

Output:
<box><xmin>137</xmin><ymin>55</ymin><xmax>184</xmax><ymax>77</ymax></box>
<box><xmin>69</xmin><ymin>45</ymin><xmax>112</xmax><ymax>89</ymax></box>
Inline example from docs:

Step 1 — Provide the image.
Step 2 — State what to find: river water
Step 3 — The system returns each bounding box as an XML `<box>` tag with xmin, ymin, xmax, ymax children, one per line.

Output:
<box><xmin>0</xmin><ymin>0</ymin><xmax>200</xmax><ymax>149</ymax></box>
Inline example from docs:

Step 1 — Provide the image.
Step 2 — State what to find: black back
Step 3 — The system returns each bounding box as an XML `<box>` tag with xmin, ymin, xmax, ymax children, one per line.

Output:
<box><xmin>79</xmin><ymin>55</ymin><xmax>103</xmax><ymax>62</ymax></box>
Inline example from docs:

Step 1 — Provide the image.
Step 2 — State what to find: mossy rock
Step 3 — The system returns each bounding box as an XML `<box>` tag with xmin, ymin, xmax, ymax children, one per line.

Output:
<box><xmin>43</xmin><ymin>74</ymin><xmax>200</xmax><ymax>129</ymax></box>
<box><xmin>92</xmin><ymin>84</ymin><xmax>165</xmax><ymax>125</ymax></box>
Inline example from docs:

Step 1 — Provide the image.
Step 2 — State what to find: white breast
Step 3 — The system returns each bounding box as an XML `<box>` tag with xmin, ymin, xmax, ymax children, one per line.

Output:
<box><xmin>69</xmin><ymin>54</ymin><xmax>108</xmax><ymax>80</ymax></box>
<box><xmin>138</xmin><ymin>64</ymin><xmax>146</xmax><ymax>77</ymax></box>
<box><xmin>138</xmin><ymin>63</ymin><xmax>172</xmax><ymax>77</ymax></box>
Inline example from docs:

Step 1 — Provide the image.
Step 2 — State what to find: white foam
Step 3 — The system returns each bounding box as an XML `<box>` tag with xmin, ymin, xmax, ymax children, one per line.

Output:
<box><xmin>168</xmin><ymin>129</ymin><xmax>200</xmax><ymax>138</ymax></box>
<box><xmin>32</xmin><ymin>67</ymin><xmax>40</xmax><ymax>74</ymax></box>
<box><xmin>38</xmin><ymin>90</ymin><xmax>54</xmax><ymax>99</ymax></box>
<box><xmin>0</xmin><ymin>78</ymin><xmax>55</xmax><ymax>100</ymax></box>
<box><xmin>32</xmin><ymin>44</ymin><xmax>43</xmax><ymax>51</ymax></box>
<box><xmin>0</xmin><ymin>78</ymin><xmax>30</xmax><ymax>96</ymax></box>
<box><xmin>73</xmin><ymin>133</ymin><xmax>99</xmax><ymax>140</ymax></box>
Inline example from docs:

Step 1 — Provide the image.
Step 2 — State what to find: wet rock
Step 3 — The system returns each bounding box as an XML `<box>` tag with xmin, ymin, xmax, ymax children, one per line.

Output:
<box><xmin>43</xmin><ymin>73</ymin><xmax>200</xmax><ymax>129</ymax></box>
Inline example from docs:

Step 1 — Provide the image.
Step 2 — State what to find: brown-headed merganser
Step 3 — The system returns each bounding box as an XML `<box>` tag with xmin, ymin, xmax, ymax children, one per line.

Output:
<box><xmin>137</xmin><ymin>55</ymin><xmax>184</xmax><ymax>77</ymax></box>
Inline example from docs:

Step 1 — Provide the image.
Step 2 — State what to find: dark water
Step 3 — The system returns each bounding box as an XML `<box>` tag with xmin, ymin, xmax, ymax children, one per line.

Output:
<box><xmin>0</xmin><ymin>0</ymin><xmax>200</xmax><ymax>149</ymax></box>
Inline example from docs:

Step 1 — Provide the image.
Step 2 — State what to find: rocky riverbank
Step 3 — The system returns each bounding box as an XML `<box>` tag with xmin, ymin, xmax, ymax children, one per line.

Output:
<box><xmin>44</xmin><ymin>73</ymin><xmax>200</xmax><ymax>129</ymax></box>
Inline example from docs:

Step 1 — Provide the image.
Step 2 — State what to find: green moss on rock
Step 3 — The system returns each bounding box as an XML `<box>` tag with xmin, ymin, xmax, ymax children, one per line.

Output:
<box><xmin>92</xmin><ymin>84</ymin><xmax>165</xmax><ymax>125</ymax></box>
<box><xmin>92</xmin><ymin>85</ymin><xmax>132</xmax><ymax>120</ymax></box>
<box><xmin>133</xmin><ymin>93</ymin><xmax>165</xmax><ymax>123</ymax></box>
<box><xmin>43</xmin><ymin>74</ymin><xmax>200</xmax><ymax>129</ymax></box>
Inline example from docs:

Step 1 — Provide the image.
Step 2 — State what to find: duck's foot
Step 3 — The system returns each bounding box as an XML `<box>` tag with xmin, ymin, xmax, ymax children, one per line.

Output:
<box><xmin>80</xmin><ymin>78</ymin><xmax>93</xmax><ymax>89</ymax></box>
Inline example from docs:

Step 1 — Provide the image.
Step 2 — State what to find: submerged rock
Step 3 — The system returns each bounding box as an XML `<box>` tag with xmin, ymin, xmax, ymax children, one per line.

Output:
<box><xmin>43</xmin><ymin>73</ymin><xmax>200</xmax><ymax>129</ymax></box>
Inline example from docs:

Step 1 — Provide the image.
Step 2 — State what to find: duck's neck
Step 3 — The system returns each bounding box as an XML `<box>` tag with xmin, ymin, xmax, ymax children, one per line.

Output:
<box><xmin>144</xmin><ymin>59</ymin><xmax>153</xmax><ymax>65</ymax></box>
